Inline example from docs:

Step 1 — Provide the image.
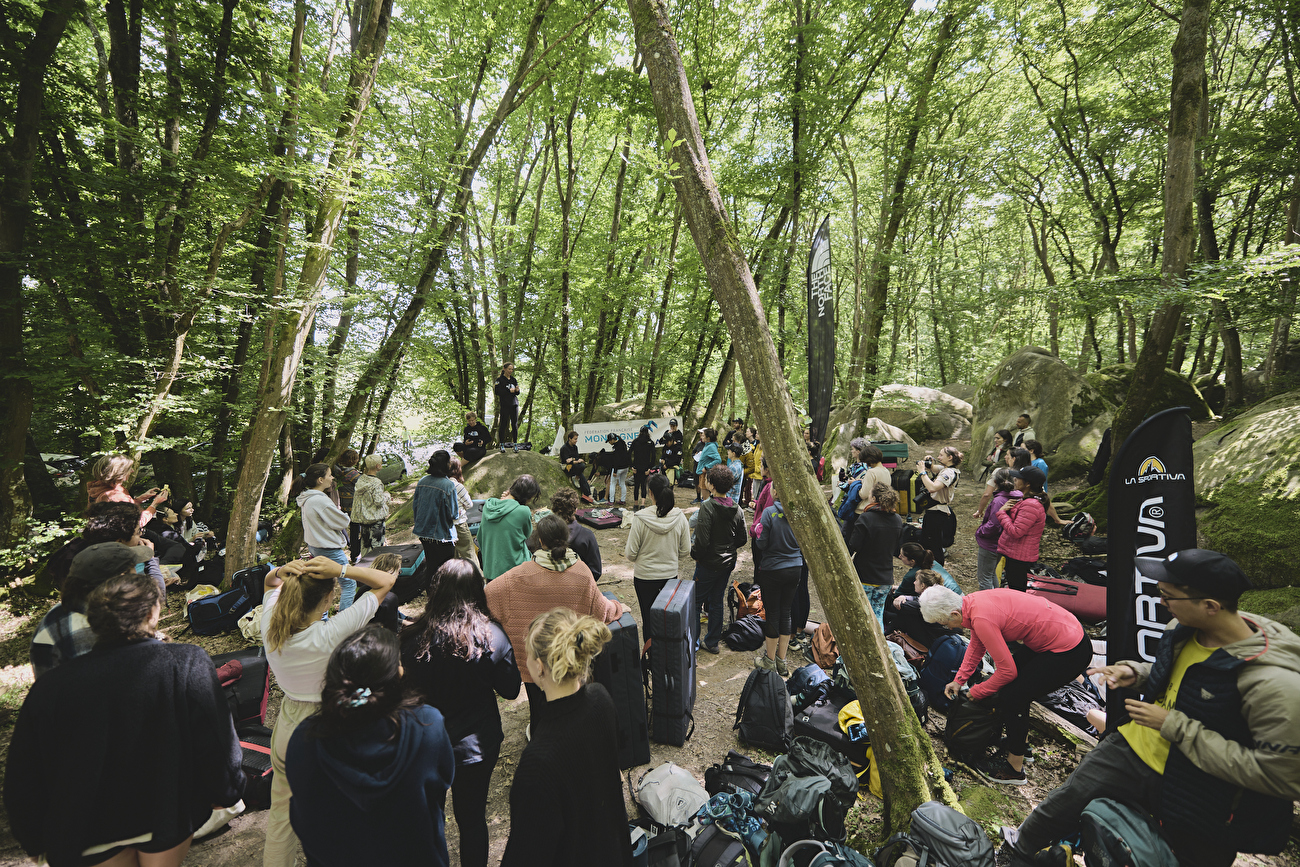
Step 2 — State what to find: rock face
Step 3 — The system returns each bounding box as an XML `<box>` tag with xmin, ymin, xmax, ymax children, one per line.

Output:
<box><xmin>940</xmin><ymin>382</ymin><xmax>978</xmax><ymax>404</ymax></box>
<box><xmin>870</xmin><ymin>384</ymin><xmax>973</xmax><ymax>441</ymax></box>
<box><xmin>462</xmin><ymin>449</ymin><xmax>574</xmax><ymax>503</ymax></box>
<box><xmin>973</xmin><ymin>346</ymin><xmax>1111</xmax><ymax>460</ymax></box>
<box><xmin>1049</xmin><ymin>411</ymin><xmax>1112</xmax><ymax>481</ymax></box>
<box><xmin>1084</xmin><ymin>363</ymin><xmax>1213</xmax><ymax>421</ymax></box>
<box><xmin>1194</xmin><ymin>390</ymin><xmax>1300</xmax><ymax>590</ymax></box>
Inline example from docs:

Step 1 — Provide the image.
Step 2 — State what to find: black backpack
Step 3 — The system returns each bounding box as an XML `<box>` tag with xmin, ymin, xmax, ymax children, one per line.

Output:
<box><xmin>943</xmin><ymin>698</ymin><xmax>1002</xmax><ymax>764</ymax></box>
<box><xmin>187</xmin><ymin>583</ymin><xmax>253</xmax><ymax>636</ymax></box>
<box><xmin>734</xmin><ymin>667</ymin><xmax>792</xmax><ymax>752</ymax></box>
<box><xmin>705</xmin><ymin>750</ymin><xmax>772</xmax><ymax>798</ymax></box>
<box><xmin>689</xmin><ymin>824</ymin><xmax>752</xmax><ymax>867</ymax></box>
<box><xmin>722</xmin><ymin>616</ymin><xmax>765</xmax><ymax>652</ymax></box>
<box><xmin>876</xmin><ymin>801</ymin><xmax>995</xmax><ymax>867</ymax></box>
<box><xmin>1063</xmin><ymin>557</ymin><xmax>1108</xmax><ymax>586</ymax></box>
<box><xmin>756</xmin><ymin>737</ymin><xmax>859</xmax><ymax>843</ymax></box>
<box><xmin>1062</xmin><ymin>512</ymin><xmax>1096</xmax><ymax>541</ymax></box>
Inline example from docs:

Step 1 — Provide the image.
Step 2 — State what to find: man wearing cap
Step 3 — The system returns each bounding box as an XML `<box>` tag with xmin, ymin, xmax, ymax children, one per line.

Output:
<box><xmin>29</xmin><ymin>541</ymin><xmax>160</xmax><ymax>678</ymax></box>
<box><xmin>658</xmin><ymin>419</ymin><xmax>684</xmax><ymax>484</ymax></box>
<box><xmin>1002</xmin><ymin>549</ymin><xmax>1300</xmax><ymax>867</ymax></box>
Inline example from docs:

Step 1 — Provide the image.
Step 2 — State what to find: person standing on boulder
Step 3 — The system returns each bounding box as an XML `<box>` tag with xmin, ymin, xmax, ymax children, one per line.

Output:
<box><xmin>495</xmin><ymin>363</ymin><xmax>521</xmax><ymax>444</ymax></box>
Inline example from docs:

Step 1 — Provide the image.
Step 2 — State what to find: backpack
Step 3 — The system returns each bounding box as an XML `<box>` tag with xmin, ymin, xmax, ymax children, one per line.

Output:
<box><xmin>636</xmin><ymin>762</ymin><xmax>711</xmax><ymax>828</ymax></box>
<box><xmin>647</xmin><ymin>826</ymin><xmax>693</xmax><ymax>867</ymax></box>
<box><xmin>723</xmin><ymin>616</ymin><xmax>766</xmax><ymax>652</ymax></box>
<box><xmin>943</xmin><ymin>698</ymin><xmax>1002</xmax><ymax>764</ymax></box>
<box><xmin>836</xmin><ymin>480</ymin><xmax>865</xmax><ymax>525</ymax></box>
<box><xmin>730</xmin><ymin>581</ymin><xmax>765</xmax><ymax>622</ymax></box>
<box><xmin>916</xmin><ymin>635</ymin><xmax>968</xmax><ymax>712</ymax></box>
<box><xmin>734</xmin><ymin>667</ymin><xmax>793</xmax><ymax>752</ymax></box>
<box><xmin>705</xmin><ymin>750</ymin><xmax>772</xmax><ymax>798</ymax></box>
<box><xmin>187</xmin><ymin>582</ymin><xmax>253</xmax><ymax>636</ymax></box>
<box><xmin>1062</xmin><ymin>512</ymin><xmax>1096</xmax><ymax>542</ymax></box>
<box><xmin>696</xmin><ymin>791</ymin><xmax>767</xmax><ymax>859</ymax></box>
<box><xmin>755</xmin><ymin>737</ymin><xmax>859</xmax><ymax>843</ymax></box>
<box><xmin>1079</xmin><ymin>799</ymin><xmax>1178</xmax><ymax>867</ymax></box>
<box><xmin>690</xmin><ymin>822</ymin><xmax>753</xmax><ymax>867</ymax></box>
<box><xmin>1062</xmin><ymin>557</ymin><xmax>1108</xmax><ymax>586</ymax></box>
<box><xmin>875</xmin><ymin>801</ymin><xmax>994</xmax><ymax>867</ymax></box>
<box><xmin>778</xmin><ymin>839</ymin><xmax>875</xmax><ymax>867</ymax></box>
<box><xmin>787</xmin><ymin>663</ymin><xmax>832</xmax><ymax>711</ymax></box>
<box><xmin>810</xmin><ymin>622</ymin><xmax>839</xmax><ymax>670</ymax></box>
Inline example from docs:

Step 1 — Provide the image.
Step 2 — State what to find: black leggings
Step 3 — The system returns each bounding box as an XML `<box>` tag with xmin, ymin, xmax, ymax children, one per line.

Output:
<box><xmin>920</xmin><ymin>508</ymin><xmax>954</xmax><ymax>565</ymax></box>
<box><xmin>499</xmin><ymin>404</ymin><xmax>519</xmax><ymax>443</ymax></box>
<box><xmin>450</xmin><ymin>741</ymin><xmax>500</xmax><ymax>867</ymax></box>
<box><xmin>633</xmin><ymin>469</ymin><xmax>650</xmax><ymax>499</ymax></box>
<box><xmin>1001</xmin><ymin>556</ymin><xmax>1032</xmax><ymax>592</ymax></box>
<box><xmin>635</xmin><ymin>577</ymin><xmax>671</xmax><ymax>626</ymax></box>
<box><xmin>995</xmin><ymin>635</ymin><xmax>1092</xmax><ymax>755</ymax></box>
<box><xmin>791</xmin><ymin>563</ymin><xmax>810</xmax><ymax>633</ymax></box>
<box><xmin>566</xmin><ymin>466</ymin><xmax>591</xmax><ymax>496</ymax></box>
<box><xmin>758</xmin><ymin>566</ymin><xmax>800</xmax><ymax>638</ymax></box>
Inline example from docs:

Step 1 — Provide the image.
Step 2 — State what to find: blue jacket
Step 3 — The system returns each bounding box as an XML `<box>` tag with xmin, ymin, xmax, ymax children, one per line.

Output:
<box><xmin>695</xmin><ymin>442</ymin><xmax>721</xmax><ymax>473</ymax></box>
<box><xmin>413</xmin><ymin>475</ymin><xmax>457</xmax><ymax>543</ymax></box>
<box><xmin>287</xmin><ymin>704</ymin><xmax>455</xmax><ymax>867</ymax></box>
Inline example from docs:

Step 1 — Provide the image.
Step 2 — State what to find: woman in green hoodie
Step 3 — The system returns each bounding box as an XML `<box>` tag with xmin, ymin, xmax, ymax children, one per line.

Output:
<box><xmin>479</xmin><ymin>475</ymin><xmax>541</xmax><ymax>581</ymax></box>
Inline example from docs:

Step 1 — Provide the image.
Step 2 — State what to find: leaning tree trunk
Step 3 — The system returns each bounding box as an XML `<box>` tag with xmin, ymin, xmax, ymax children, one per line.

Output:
<box><xmin>1111</xmin><ymin>0</ymin><xmax>1210</xmax><ymax>453</ymax></box>
<box><xmin>628</xmin><ymin>0</ymin><xmax>954</xmax><ymax>834</ymax></box>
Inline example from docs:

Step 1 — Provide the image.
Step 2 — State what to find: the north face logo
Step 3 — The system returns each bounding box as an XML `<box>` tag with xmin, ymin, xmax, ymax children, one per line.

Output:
<box><xmin>1201</xmin><ymin>688</ymin><xmax>1215</xmax><ymax>700</ymax></box>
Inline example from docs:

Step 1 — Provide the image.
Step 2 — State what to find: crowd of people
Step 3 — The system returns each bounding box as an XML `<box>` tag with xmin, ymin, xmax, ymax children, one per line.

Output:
<box><xmin>9</xmin><ymin>407</ymin><xmax>1300</xmax><ymax>867</ymax></box>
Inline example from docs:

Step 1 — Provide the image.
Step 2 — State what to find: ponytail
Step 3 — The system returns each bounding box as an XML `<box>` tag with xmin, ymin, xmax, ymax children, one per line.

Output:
<box><xmin>290</xmin><ymin>463</ymin><xmax>330</xmax><ymax>500</ymax></box>
<box><xmin>533</xmin><ymin>513</ymin><xmax>570</xmax><ymax>561</ymax></box>
<box><xmin>265</xmin><ymin>570</ymin><xmax>337</xmax><ymax>652</ymax></box>
<box><xmin>526</xmin><ymin>607</ymin><xmax>611</xmax><ymax>685</ymax></box>
<box><xmin>314</xmin><ymin>625</ymin><xmax>420</xmax><ymax>739</ymax></box>
<box><xmin>900</xmin><ymin>542</ymin><xmax>934</xmax><ymax>570</ymax></box>
<box><xmin>649</xmin><ymin>473</ymin><xmax>674</xmax><ymax>518</ymax></box>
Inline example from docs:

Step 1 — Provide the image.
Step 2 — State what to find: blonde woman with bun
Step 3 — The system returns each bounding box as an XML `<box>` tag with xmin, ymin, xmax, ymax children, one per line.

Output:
<box><xmin>499</xmin><ymin>608</ymin><xmax>634</xmax><ymax>867</ymax></box>
<box><xmin>87</xmin><ymin>453</ymin><xmax>168</xmax><ymax>525</ymax></box>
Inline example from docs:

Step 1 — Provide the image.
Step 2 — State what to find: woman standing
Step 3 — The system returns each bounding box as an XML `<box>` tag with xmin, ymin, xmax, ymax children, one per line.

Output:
<box><xmin>413</xmin><ymin>451</ymin><xmax>459</xmax><ymax>594</ymax></box>
<box><xmin>287</xmin><ymin>626</ymin><xmax>455</xmax><ymax>867</ymax></box>
<box><xmin>484</xmin><ymin>515</ymin><xmax>625</xmax><ymax>716</ymax></box>
<box><xmin>847</xmin><ymin>484</ymin><xmax>904</xmax><ymax>627</ymax></box>
<box><xmin>692</xmin><ymin>428</ymin><xmax>721</xmax><ymax>504</ymax></box>
<box><xmin>740</xmin><ymin>428</ymin><xmax>762</xmax><ymax>508</ymax></box>
<box><xmin>691</xmin><ymin>465</ymin><xmax>747</xmax><ymax>655</ymax></box>
<box><xmin>559</xmin><ymin>431</ymin><xmax>594</xmax><ymax>501</ymax></box>
<box><xmin>351</xmin><ymin>454</ymin><xmax>392</xmax><ymax>559</ymax></box>
<box><xmin>479</xmin><ymin>474</ymin><xmax>540</xmax><ymax>582</ymax></box>
<box><xmin>333</xmin><ymin>449</ymin><xmax>362</xmax><ymax>517</ymax></box>
<box><xmin>754</xmin><ymin>485</ymin><xmax>804</xmax><ymax>676</ymax></box>
<box><xmin>294</xmin><ymin>464</ymin><xmax>356</xmax><ymax>609</ymax></box>
<box><xmin>604</xmin><ymin>434</ymin><xmax>632</xmax><ymax>506</ymax></box>
<box><xmin>996</xmin><ymin>466</ymin><xmax>1049</xmax><ymax>592</ymax></box>
<box><xmin>624</xmin><ymin>474</ymin><xmax>692</xmax><ymax>623</ymax></box>
<box><xmin>87</xmin><ymin>454</ymin><xmax>168</xmax><ymax>525</ymax></box>
<box><xmin>495</xmin><ymin>362</ymin><xmax>521</xmax><ymax>444</ymax></box>
<box><xmin>921</xmin><ymin>585</ymin><xmax>1089</xmax><ymax>785</ymax></box>
<box><xmin>629</xmin><ymin>426</ymin><xmax>658</xmax><ymax>510</ymax></box>
<box><xmin>500</xmin><ymin>608</ymin><xmax>634</xmax><ymax>867</ymax></box>
<box><xmin>260</xmin><ymin>557</ymin><xmax>396</xmax><ymax>867</ymax></box>
<box><xmin>5</xmin><ymin>569</ymin><xmax>243</xmax><ymax>867</ymax></box>
<box><xmin>448</xmin><ymin>457</ymin><xmax>481</xmax><ymax>569</ymax></box>
<box><xmin>725</xmin><ymin>442</ymin><xmax>745</xmax><ymax>502</ymax></box>
<box><xmin>914</xmin><ymin>446</ymin><xmax>962</xmax><ymax>565</ymax></box>
<box><xmin>974</xmin><ymin>468</ymin><xmax>1016</xmax><ymax>591</ymax></box>
<box><xmin>402</xmin><ymin>560</ymin><xmax>520</xmax><ymax>867</ymax></box>
<box><xmin>979</xmin><ymin>429</ymin><xmax>1013</xmax><ymax>482</ymax></box>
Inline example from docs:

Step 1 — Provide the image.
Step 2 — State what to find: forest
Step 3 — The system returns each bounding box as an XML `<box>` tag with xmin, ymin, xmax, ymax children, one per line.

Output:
<box><xmin>1</xmin><ymin>0</ymin><xmax>1297</xmax><ymax>575</ymax></box>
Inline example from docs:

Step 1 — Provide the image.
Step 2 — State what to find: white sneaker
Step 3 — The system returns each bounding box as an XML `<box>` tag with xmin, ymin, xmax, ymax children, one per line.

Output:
<box><xmin>525</xmin><ymin>724</ymin><xmax>531</xmax><ymax>742</ymax></box>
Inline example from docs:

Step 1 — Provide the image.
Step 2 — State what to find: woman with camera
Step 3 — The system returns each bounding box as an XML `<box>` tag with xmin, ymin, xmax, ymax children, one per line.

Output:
<box><xmin>914</xmin><ymin>446</ymin><xmax>962</xmax><ymax>565</ymax></box>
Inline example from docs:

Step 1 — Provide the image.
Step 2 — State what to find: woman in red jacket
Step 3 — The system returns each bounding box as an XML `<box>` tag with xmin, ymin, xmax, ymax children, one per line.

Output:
<box><xmin>995</xmin><ymin>466</ymin><xmax>1048</xmax><ymax>591</ymax></box>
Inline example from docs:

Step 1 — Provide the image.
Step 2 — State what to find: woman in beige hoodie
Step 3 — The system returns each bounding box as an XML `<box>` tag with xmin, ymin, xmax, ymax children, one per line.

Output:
<box><xmin>624</xmin><ymin>474</ymin><xmax>692</xmax><ymax>624</ymax></box>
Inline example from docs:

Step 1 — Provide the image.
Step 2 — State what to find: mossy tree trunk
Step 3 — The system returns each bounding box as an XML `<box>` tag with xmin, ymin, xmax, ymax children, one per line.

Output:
<box><xmin>627</xmin><ymin>0</ymin><xmax>955</xmax><ymax>835</ymax></box>
<box><xmin>1110</xmin><ymin>0</ymin><xmax>1210</xmax><ymax>454</ymax></box>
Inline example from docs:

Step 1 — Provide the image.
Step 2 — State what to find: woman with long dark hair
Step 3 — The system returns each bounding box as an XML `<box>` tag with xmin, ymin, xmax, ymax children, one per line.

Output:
<box><xmin>846</xmin><ymin>483</ymin><xmax>904</xmax><ymax>629</ymax></box>
<box><xmin>293</xmin><ymin>463</ymin><xmax>356</xmax><ymax>609</ymax></box>
<box><xmin>624</xmin><ymin>473</ymin><xmax>691</xmax><ymax>623</ymax></box>
<box><xmin>287</xmin><ymin>626</ymin><xmax>455</xmax><ymax>866</ymax></box>
<box><xmin>629</xmin><ymin>426</ymin><xmax>658</xmax><ymax>509</ymax></box>
<box><xmin>401</xmin><ymin>560</ymin><xmax>520</xmax><ymax>867</ymax></box>
<box><xmin>559</xmin><ymin>430</ymin><xmax>594</xmax><ymax>502</ymax></box>
<box><xmin>413</xmin><ymin>450</ymin><xmax>459</xmax><ymax>595</ymax></box>
<box><xmin>6</xmin><ymin>568</ymin><xmax>243</xmax><ymax>867</ymax></box>
<box><xmin>975</xmin><ymin>467</ymin><xmax>1016</xmax><ymax>590</ymax></box>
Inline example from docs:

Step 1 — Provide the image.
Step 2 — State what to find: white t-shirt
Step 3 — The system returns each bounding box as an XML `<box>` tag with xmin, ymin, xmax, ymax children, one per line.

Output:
<box><xmin>260</xmin><ymin>586</ymin><xmax>380</xmax><ymax>702</ymax></box>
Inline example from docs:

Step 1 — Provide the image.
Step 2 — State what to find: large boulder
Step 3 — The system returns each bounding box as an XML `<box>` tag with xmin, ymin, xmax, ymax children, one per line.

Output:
<box><xmin>973</xmin><ymin>346</ymin><xmax>1112</xmax><ymax>460</ymax></box>
<box><xmin>862</xmin><ymin>418</ymin><xmax>920</xmax><ymax>450</ymax></box>
<box><xmin>940</xmin><ymin>382</ymin><xmax>978</xmax><ymax>404</ymax></box>
<box><xmin>870</xmin><ymin>384</ymin><xmax>973</xmax><ymax>441</ymax></box>
<box><xmin>566</xmin><ymin>397</ymin><xmax>678</xmax><ymax>429</ymax></box>
<box><xmin>1194</xmin><ymin>390</ymin><xmax>1300</xmax><ymax>590</ymax></box>
<box><xmin>1048</xmin><ymin>411</ymin><xmax>1111</xmax><ymax>480</ymax></box>
<box><xmin>462</xmin><ymin>449</ymin><xmax>574</xmax><ymax>502</ymax></box>
<box><xmin>1083</xmin><ymin>363</ymin><xmax>1213</xmax><ymax>421</ymax></box>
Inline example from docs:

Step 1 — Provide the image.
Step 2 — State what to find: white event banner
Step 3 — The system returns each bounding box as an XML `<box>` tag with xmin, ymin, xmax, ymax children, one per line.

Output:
<box><xmin>550</xmin><ymin>416</ymin><xmax>684</xmax><ymax>454</ymax></box>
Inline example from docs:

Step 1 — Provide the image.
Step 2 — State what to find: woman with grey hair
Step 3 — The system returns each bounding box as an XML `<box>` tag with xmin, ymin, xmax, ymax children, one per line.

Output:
<box><xmin>920</xmin><ymin>585</ymin><xmax>1090</xmax><ymax>786</ymax></box>
<box><xmin>973</xmin><ymin>467</ymin><xmax>1016</xmax><ymax>591</ymax></box>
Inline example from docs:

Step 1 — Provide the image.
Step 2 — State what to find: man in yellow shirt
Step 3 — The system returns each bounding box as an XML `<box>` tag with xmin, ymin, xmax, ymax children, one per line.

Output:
<box><xmin>1001</xmin><ymin>549</ymin><xmax>1300</xmax><ymax>867</ymax></box>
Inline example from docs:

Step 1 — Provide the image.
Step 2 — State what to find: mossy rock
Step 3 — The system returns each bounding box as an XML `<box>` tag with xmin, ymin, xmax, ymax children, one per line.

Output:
<box><xmin>1193</xmin><ymin>390</ymin><xmax>1300</xmax><ymax>495</ymax></box>
<box><xmin>1198</xmin><ymin>480</ymin><xmax>1300</xmax><ymax>591</ymax></box>
<box><xmin>973</xmin><ymin>346</ymin><xmax>1113</xmax><ymax>460</ymax></box>
<box><xmin>1238</xmin><ymin>587</ymin><xmax>1300</xmax><ymax>633</ymax></box>
<box><xmin>1083</xmin><ymin>363</ymin><xmax>1213</xmax><ymax>421</ymax></box>
<box><xmin>463</xmin><ymin>449</ymin><xmax>573</xmax><ymax>503</ymax></box>
<box><xmin>958</xmin><ymin>785</ymin><xmax>1023</xmax><ymax>842</ymax></box>
<box><xmin>1048</xmin><ymin>411</ymin><xmax>1111</xmax><ymax>480</ymax></box>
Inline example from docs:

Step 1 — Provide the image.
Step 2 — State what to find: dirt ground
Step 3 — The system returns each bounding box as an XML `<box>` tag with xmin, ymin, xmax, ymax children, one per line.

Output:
<box><xmin>0</xmin><ymin>435</ymin><xmax>1295</xmax><ymax>866</ymax></box>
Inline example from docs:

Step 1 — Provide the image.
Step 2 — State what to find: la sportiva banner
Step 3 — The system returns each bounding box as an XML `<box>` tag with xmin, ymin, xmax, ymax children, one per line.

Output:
<box><xmin>1106</xmin><ymin>406</ymin><xmax>1198</xmax><ymax>666</ymax></box>
<box><xmin>806</xmin><ymin>216</ymin><xmax>834</xmax><ymax>445</ymax></box>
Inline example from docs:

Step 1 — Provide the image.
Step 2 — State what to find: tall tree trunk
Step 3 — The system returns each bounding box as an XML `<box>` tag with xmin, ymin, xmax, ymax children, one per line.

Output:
<box><xmin>1111</xmin><ymin>0</ymin><xmax>1210</xmax><ymax>454</ymax></box>
<box><xmin>644</xmin><ymin>207</ymin><xmax>683</xmax><ymax>412</ymax></box>
<box><xmin>0</xmin><ymin>0</ymin><xmax>77</xmax><ymax>545</ymax></box>
<box><xmin>629</xmin><ymin>0</ymin><xmax>954</xmax><ymax>832</ymax></box>
<box><xmin>320</xmin><ymin>209</ymin><xmax>360</xmax><ymax>445</ymax></box>
<box><xmin>583</xmin><ymin>130</ymin><xmax>633</xmax><ymax>419</ymax></box>
<box><xmin>226</xmin><ymin>0</ymin><xmax>393</xmax><ymax>581</ymax></box>
<box><xmin>365</xmin><ymin>350</ymin><xmax>405</xmax><ymax>456</ymax></box>
<box><xmin>698</xmin><ymin>342</ymin><xmax>735</xmax><ymax>433</ymax></box>
<box><xmin>1263</xmin><ymin>173</ymin><xmax>1298</xmax><ymax>380</ymax></box>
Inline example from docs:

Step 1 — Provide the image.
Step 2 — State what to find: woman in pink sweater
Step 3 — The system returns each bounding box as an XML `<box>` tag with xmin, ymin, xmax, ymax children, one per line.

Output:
<box><xmin>995</xmin><ymin>466</ymin><xmax>1048</xmax><ymax>591</ymax></box>
<box><xmin>921</xmin><ymin>585</ymin><xmax>1089</xmax><ymax>786</ymax></box>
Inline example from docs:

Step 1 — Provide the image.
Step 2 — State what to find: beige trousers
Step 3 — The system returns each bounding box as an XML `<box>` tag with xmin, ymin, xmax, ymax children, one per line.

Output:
<box><xmin>263</xmin><ymin>697</ymin><xmax>319</xmax><ymax>867</ymax></box>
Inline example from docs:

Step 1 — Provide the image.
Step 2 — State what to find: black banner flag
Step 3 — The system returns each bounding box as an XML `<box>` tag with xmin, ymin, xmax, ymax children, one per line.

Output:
<box><xmin>1107</xmin><ymin>406</ymin><xmax>1198</xmax><ymax>667</ymax></box>
<box><xmin>806</xmin><ymin>217</ymin><xmax>834</xmax><ymax>444</ymax></box>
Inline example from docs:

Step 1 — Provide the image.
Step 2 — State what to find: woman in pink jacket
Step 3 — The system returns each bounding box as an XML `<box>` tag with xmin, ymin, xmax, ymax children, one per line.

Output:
<box><xmin>995</xmin><ymin>466</ymin><xmax>1048</xmax><ymax>591</ymax></box>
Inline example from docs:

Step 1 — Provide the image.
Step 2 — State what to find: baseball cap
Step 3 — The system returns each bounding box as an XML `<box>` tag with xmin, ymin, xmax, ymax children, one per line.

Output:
<box><xmin>669</xmin><ymin>419</ymin><xmax>678</xmax><ymax>426</ymax></box>
<box><xmin>1008</xmin><ymin>466</ymin><xmax>1047</xmax><ymax>488</ymax></box>
<box><xmin>1136</xmin><ymin>549</ymin><xmax>1252</xmax><ymax>599</ymax></box>
<box><xmin>68</xmin><ymin>542</ymin><xmax>152</xmax><ymax>585</ymax></box>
